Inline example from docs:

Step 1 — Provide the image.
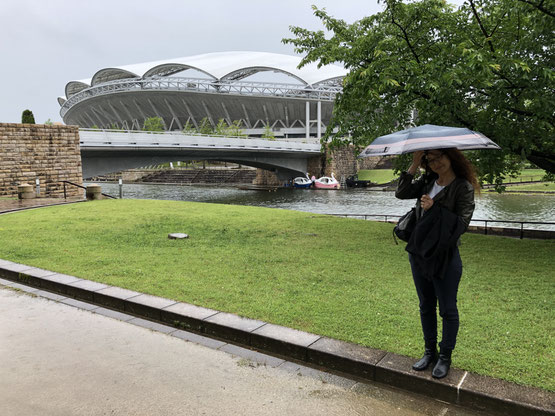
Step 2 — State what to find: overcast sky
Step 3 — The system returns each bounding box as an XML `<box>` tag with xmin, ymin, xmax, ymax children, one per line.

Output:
<box><xmin>0</xmin><ymin>0</ymin><xmax>464</xmax><ymax>124</ymax></box>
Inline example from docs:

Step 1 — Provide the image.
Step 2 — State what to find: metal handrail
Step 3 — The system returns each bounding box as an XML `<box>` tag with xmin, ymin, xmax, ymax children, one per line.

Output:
<box><xmin>62</xmin><ymin>180</ymin><xmax>117</xmax><ymax>200</ymax></box>
<box><xmin>326</xmin><ymin>213</ymin><xmax>555</xmax><ymax>239</ymax></box>
<box><xmin>61</xmin><ymin>77</ymin><xmax>341</xmax><ymax>117</ymax></box>
<box><xmin>78</xmin><ymin>127</ymin><xmax>322</xmax><ymax>144</ymax></box>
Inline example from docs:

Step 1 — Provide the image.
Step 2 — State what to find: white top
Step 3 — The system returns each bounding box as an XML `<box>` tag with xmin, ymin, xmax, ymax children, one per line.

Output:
<box><xmin>428</xmin><ymin>181</ymin><xmax>446</xmax><ymax>199</ymax></box>
<box><xmin>64</xmin><ymin>51</ymin><xmax>347</xmax><ymax>98</ymax></box>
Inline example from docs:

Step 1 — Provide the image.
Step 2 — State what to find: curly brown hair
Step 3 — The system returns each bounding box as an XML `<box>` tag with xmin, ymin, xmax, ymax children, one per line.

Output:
<box><xmin>440</xmin><ymin>148</ymin><xmax>480</xmax><ymax>192</ymax></box>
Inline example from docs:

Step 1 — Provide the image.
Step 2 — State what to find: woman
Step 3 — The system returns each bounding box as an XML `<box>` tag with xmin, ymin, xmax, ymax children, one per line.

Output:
<box><xmin>395</xmin><ymin>148</ymin><xmax>477</xmax><ymax>379</ymax></box>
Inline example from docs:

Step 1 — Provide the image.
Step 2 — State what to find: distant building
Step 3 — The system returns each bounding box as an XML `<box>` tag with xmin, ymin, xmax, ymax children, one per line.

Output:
<box><xmin>59</xmin><ymin>51</ymin><xmax>346</xmax><ymax>139</ymax></box>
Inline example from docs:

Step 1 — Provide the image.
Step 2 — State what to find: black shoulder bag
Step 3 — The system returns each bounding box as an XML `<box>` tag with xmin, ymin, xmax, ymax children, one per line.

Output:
<box><xmin>393</xmin><ymin>207</ymin><xmax>417</xmax><ymax>244</ymax></box>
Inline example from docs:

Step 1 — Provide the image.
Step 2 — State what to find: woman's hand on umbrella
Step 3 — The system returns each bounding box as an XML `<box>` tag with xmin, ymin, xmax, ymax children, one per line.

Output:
<box><xmin>408</xmin><ymin>151</ymin><xmax>425</xmax><ymax>175</ymax></box>
<box><xmin>421</xmin><ymin>194</ymin><xmax>434</xmax><ymax>211</ymax></box>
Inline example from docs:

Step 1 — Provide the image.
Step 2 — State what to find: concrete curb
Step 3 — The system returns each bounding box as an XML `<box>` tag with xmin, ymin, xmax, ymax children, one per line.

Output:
<box><xmin>0</xmin><ymin>259</ymin><xmax>553</xmax><ymax>416</ymax></box>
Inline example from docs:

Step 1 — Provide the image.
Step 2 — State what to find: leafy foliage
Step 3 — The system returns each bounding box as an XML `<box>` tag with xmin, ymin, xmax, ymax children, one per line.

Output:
<box><xmin>261</xmin><ymin>125</ymin><xmax>276</xmax><ymax>140</ymax></box>
<box><xmin>283</xmin><ymin>0</ymin><xmax>555</xmax><ymax>184</ymax></box>
<box><xmin>143</xmin><ymin>116</ymin><xmax>165</xmax><ymax>132</ymax></box>
<box><xmin>21</xmin><ymin>109</ymin><xmax>35</xmax><ymax>124</ymax></box>
<box><xmin>197</xmin><ymin>117</ymin><xmax>214</xmax><ymax>135</ymax></box>
<box><xmin>183</xmin><ymin>118</ymin><xmax>247</xmax><ymax>137</ymax></box>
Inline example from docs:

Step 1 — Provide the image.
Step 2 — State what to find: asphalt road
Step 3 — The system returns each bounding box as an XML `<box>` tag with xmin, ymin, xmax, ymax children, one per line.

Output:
<box><xmin>0</xmin><ymin>286</ymin><xmax>483</xmax><ymax>416</ymax></box>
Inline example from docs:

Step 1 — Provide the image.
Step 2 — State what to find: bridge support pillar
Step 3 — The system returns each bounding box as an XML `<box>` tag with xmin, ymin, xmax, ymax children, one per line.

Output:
<box><xmin>323</xmin><ymin>145</ymin><xmax>358</xmax><ymax>183</ymax></box>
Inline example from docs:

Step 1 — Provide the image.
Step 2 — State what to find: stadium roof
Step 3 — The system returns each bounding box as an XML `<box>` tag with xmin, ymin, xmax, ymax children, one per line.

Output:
<box><xmin>63</xmin><ymin>51</ymin><xmax>347</xmax><ymax>100</ymax></box>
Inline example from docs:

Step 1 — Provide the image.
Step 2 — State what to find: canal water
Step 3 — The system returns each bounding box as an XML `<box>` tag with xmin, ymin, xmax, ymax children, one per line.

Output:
<box><xmin>97</xmin><ymin>182</ymin><xmax>555</xmax><ymax>230</ymax></box>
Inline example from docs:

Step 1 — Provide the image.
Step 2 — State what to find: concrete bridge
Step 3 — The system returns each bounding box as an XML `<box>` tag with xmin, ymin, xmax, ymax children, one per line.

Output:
<box><xmin>79</xmin><ymin>129</ymin><xmax>322</xmax><ymax>181</ymax></box>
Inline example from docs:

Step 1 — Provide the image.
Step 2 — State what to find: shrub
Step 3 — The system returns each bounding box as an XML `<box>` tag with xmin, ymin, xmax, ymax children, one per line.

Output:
<box><xmin>143</xmin><ymin>117</ymin><xmax>165</xmax><ymax>132</ymax></box>
<box><xmin>21</xmin><ymin>110</ymin><xmax>35</xmax><ymax>124</ymax></box>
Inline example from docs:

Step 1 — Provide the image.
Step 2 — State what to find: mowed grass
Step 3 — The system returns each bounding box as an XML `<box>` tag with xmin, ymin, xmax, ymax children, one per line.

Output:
<box><xmin>358</xmin><ymin>169</ymin><xmax>396</xmax><ymax>184</ymax></box>
<box><xmin>509</xmin><ymin>168</ymin><xmax>548</xmax><ymax>183</ymax></box>
<box><xmin>0</xmin><ymin>199</ymin><xmax>553</xmax><ymax>391</ymax></box>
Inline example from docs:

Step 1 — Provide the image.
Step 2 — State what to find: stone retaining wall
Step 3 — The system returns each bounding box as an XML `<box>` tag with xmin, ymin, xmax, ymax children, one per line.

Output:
<box><xmin>325</xmin><ymin>145</ymin><xmax>358</xmax><ymax>181</ymax></box>
<box><xmin>0</xmin><ymin>123</ymin><xmax>83</xmax><ymax>198</ymax></box>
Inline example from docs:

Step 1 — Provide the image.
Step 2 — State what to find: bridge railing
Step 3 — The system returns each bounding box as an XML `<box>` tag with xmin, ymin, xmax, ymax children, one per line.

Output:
<box><xmin>78</xmin><ymin>129</ymin><xmax>323</xmax><ymax>153</ymax></box>
<box><xmin>79</xmin><ymin>128</ymin><xmax>321</xmax><ymax>143</ymax></box>
<box><xmin>61</xmin><ymin>77</ymin><xmax>342</xmax><ymax>117</ymax></box>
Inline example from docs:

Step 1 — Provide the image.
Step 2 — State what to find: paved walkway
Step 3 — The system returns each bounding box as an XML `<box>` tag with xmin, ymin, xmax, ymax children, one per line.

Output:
<box><xmin>0</xmin><ymin>286</ymin><xmax>482</xmax><ymax>416</ymax></box>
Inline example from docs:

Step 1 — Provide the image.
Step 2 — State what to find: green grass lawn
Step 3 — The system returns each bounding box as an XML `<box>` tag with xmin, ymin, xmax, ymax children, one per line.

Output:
<box><xmin>357</xmin><ymin>169</ymin><xmax>396</xmax><ymax>184</ymax></box>
<box><xmin>0</xmin><ymin>199</ymin><xmax>553</xmax><ymax>391</ymax></box>
<box><xmin>508</xmin><ymin>169</ymin><xmax>548</xmax><ymax>183</ymax></box>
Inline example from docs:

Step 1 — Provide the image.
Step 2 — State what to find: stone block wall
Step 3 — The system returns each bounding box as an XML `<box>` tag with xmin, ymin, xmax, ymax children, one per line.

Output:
<box><xmin>254</xmin><ymin>169</ymin><xmax>281</xmax><ymax>186</ymax></box>
<box><xmin>0</xmin><ymin>123</ymin><xmax>83</xmax><ymax>198</ymax></box>
<box><xmin>324</xmin><ymin>145</ymin><xmax>358</xmax><ymax>181</ymax></box>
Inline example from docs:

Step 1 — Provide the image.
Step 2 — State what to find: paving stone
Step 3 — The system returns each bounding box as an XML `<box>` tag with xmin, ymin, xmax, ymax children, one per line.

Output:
<box><xmin>0</xmin><ymin>277</ymin><xmax>13</xmax><ymax>286</ymax></box>
<box><xmin>251</xmin><ymin>323</ymin><xmax>321</xmax><ymax>360</ymax></box>
<box><xmin>278</xmin><ymin>361</ymin><xmax>358</xmax><ymax>389</ymax></box>
<box><xmin>308</xmin><ymin>337</ymin><xmax>387</xmax><ymax>380</ymax></box>
<box><xmin>60</xmin><ymin>297</ymin><xmax>99</xmax><ymax>311</ymax></box>
<box><xmin>127</xmin><ymin>317</ymin><xmax>176</xmax><ymax>334</ymax></box>
<box><xmin>32</xmin><ymin>289</ymin><xmax>67</xmax><ymax>302</ymax></box>
<box><xmin>24</xmin><ymin>267</ymin><xmax>57</xmax><ymax>278</ymax></box>
<box><xmin>4</xmin><ymin>281</ymin><xmax>39</xmax><ymax>293</ymax></box>
<box><xmin>171</xmin><ymin>329</ymin><xmax>227</xmax><ymax>349</ymax></box>
<box><xmin>375</xmin><ymin>352</ymin><xmax>464</xmax><ymax>404</ymax></box>
<box><xmin>219</xmin><ymin>344</ymin><xmax>285</xmax><ymax>368</ymax></box>
<box><xmin>458</xmin><ymin>372</ymin><xmax>555</xmax><ymax>416</ymax></box>
<box><xmin>93</xmin><ymin>307</ymin><xmax>134</xmax><ymax>322</ymax></box>
<box><xmin>0</xmin><ymin>259</ymin><xmax>15</xmax><ymax>267</ymax></box>
<box><xmin>203</xmin><ymin>312</ymin><xmax>266</xmax><ymax>344</ymax></box>
<box><xmin>0</xmin><ymin>262</ymin><xmax>36</xmax><ymax>280</ymax></box>
<box><xmin>124</xmin><ymin>294</ymin><xmax>177</xmax><ymax>320</ymax></box>
<box><xmin>161</xmin><ymin>302</ymin><xmax>218</xmax><ymax>331</ymax></box>
<box><xmin>66</xmin><ymin>279</ymin><xmax>109</xmax><ymax>301</ymax></box>
<box><xmin>93</xmin><ymin>286</ymin><xmax>142</xmax><ymax>310</ymax></box>
<box><xmin>39</xmin><ymin>273</ymin><xmax>82</xmax><ymax>294</ymax></box>
<box><xmin>15</xmin><ymin>267</ymin><xmax>56</xmax><ymax>288</ymax></box>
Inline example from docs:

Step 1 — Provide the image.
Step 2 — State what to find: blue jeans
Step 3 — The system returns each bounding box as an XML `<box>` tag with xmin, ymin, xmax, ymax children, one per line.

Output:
<box><xmin>409</xmin><ymin>249</ymin><xmax>463</xmax><ymax>351</ymax></box>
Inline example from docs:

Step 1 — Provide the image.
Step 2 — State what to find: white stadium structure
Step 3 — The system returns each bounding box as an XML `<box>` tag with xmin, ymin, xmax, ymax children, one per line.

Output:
<box><xmin>59</xmin><ymin>51</ymin><xmax>347</xmax><ymax>139</ymax></box>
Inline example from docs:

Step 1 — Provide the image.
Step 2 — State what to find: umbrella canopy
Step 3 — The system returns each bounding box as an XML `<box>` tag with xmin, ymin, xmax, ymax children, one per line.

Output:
<box><xmin>359</xmin><ymin>124</ymin><xmax>501</xmax><ymax>157</ymax></box>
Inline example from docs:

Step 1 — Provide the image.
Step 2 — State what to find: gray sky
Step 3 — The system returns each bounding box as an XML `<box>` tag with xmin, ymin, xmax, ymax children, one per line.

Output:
<box><xmin>0</xmin><ymin>0</ymin><xmax>464</xmax><ymax>124</ymax></box>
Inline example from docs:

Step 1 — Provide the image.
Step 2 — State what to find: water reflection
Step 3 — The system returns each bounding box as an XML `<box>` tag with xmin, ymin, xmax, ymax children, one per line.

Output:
<box><xmin>96</xmin><ymin>183</ymin><xmax>555</xmax><ymax>230</ymax></box>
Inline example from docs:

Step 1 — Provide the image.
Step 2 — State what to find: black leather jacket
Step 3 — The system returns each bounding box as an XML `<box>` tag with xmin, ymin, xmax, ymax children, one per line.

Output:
<box><xmin>395</xmin><ymin>172</ymin><xmax>475</xmax><ymax>230</ymax></box>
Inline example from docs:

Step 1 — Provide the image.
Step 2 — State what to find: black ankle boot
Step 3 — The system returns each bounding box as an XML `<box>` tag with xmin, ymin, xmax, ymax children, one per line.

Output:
<box><xmin>412</xmin><ymin>345</ymin><xmax>438</xmax><ymax>371</ymax></box>
<box><xmin>432</xmin><ymin>349</ymin><xmax>452</xmax><ymax>379</ymax></box>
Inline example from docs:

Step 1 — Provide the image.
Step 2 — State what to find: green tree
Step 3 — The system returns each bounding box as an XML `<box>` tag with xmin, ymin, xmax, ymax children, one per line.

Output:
<box><xmin>284</xmin><ymin>0</ymin><xmax>555</xmax><ymax>185</ymax></box>
<box><xmin>143</xmin><ymin>117</ymin><xmax>165</xmax><ymax>132</ymax></box>
<box><xmin>198</xmin><ymin>117</ymin><xmax>214</xmax><ymax>135</ymax></box>
<box><xmin>44</xmin><ymin>119</ymin><xmax>53</xmax><ymax>126</ymax></box>
<box><xmin>261</xmin><ymin>125</ymin><xmax>276</xmax><ymax>140</ymax></box>
<box><xmin>214</xmin><ymin>119</ymin><xmax>229</xmax><ymax>136</ymax></box>
<box><xmin>21</xmin><ymin>110</ymin><xmax>35</xmax><ymax>124</ymax></box>
<box><xmin>182</xmin><ymin>121</ymin><xmax>197</xmax><ymax>134</ymax></box>
<box><xmin>226</xmin><ymin>120</ymin><xmax>247</xmax><ymax>138</ymax></box>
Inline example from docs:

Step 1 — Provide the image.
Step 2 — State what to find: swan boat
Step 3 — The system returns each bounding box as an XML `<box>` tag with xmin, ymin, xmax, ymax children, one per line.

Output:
<box><xmin>293</xmin><ymin>174</ymin><xmax>313</xmax><ymax>188</ymax></box>
<box><xmin>312</xmin><ymin>173</ymin><xmax>340</xmax><ymax>189</ymax></box>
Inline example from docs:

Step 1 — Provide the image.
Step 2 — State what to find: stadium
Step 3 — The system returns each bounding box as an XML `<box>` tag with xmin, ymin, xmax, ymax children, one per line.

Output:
<box><xmin>58</xmin><ymin>51</ymin><xmax>347</xmax><ymax>139</ymax></box>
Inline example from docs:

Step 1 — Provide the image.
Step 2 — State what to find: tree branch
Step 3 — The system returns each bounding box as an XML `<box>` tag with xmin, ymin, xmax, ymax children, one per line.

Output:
<box><xmin>389</xmin><ymin>15</ymin><xmax>421</xmax><ymax>64</ymax></box>
<box><xmin>516</xmin><ymin>0</ymin><xmax>555</xmax><ymax>18</ymax></box>
<box><xmin>469</xmin><ymin>0</ymin><xmax>495</xmax><ymax>53</ymax></box>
